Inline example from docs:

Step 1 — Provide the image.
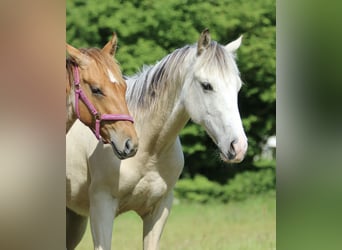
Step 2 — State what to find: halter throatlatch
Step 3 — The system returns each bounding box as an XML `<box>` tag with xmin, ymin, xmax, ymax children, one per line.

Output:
<box><xmin>73</xmin><ymin>65</ymin><xmax>134</xmax><ymax>141</ymax></box>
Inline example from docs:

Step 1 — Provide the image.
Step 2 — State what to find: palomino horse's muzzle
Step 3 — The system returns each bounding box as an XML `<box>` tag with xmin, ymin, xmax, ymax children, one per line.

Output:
<box><xmin>73</xmin><ymin>65</ymin><xmax>134</xmax><ymax>141</ymax></box>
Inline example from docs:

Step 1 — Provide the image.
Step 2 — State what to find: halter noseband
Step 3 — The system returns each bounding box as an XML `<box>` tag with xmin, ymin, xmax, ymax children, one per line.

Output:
<box><xmin>73</xmin><ymin>65</ymin><xmax>134</xmax><ymax>141</ymax></box>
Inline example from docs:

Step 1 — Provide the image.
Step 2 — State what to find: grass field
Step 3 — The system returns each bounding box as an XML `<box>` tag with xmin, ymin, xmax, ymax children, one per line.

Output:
<box><xmin>76</xmin><ymin>194</ymin><xmax>275</xmax><ymax>250</ymax></box>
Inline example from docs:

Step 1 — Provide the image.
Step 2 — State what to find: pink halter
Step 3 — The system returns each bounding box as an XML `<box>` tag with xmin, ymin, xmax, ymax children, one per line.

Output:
<box><xmin>73</xmin><ymin>65</ymin><xmax>134</xmax><ymax>141</ymax></box>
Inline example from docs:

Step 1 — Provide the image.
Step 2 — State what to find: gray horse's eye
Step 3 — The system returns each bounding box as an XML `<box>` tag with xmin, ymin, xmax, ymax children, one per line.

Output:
<box><xmin>200</xmin><ymin>82</ymin><xmax>213</xmax><ymax>91</ymax></box>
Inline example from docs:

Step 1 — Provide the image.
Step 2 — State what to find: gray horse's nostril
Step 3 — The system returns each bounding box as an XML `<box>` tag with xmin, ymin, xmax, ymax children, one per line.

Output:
<box><xmin>228</xmin><ymin>141</ymin><xmax>236</xmax><ymax>160</ymax></box>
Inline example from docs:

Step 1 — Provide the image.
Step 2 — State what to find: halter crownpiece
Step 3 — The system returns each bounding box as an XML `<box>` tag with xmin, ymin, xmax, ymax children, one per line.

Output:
<box><xmin>73</xmin><ymin>65</ymin><xmax>134</xmax><ymax>141</ymax></box>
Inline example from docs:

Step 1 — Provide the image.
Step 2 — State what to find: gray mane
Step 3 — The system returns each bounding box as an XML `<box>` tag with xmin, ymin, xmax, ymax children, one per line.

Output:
<box><xmin>126</xmin><ymin>41</ymin><xmax>237</xmax><ymax>113</ymax></box>
<box><xmin>126</xmin><ymin>45</ymin><xmax>192</xmax><ymax>111</ymax></box>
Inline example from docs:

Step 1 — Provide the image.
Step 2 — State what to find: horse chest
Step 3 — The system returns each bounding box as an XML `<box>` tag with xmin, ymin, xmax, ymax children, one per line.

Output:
<box><xmin>116</xmin><ymin>141</ymin><xmax>184</xmax><ymax>215</ymax></box>
<box><xmin>135</xmin><ymin>172</ymin><xmax>167</xmax><ymax>197</ymax></box>
<box><xmin>118</xmin><ymin>171</ymin><xmax>168</xmax><ymax>215</ymax></box>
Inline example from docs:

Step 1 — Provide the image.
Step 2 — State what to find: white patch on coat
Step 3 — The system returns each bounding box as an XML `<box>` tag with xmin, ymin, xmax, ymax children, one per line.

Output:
<box><xmin>107</xmin><ymin>69</ymin><xmax>117</xmax><ymax>83</ymax></box>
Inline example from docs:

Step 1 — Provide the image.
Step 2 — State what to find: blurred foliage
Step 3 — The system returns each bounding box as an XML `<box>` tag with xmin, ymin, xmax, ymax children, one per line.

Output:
<box><xmin>174</xmin><ymin>170</ymin><xmax>275</xmax><ymax>203</ymax></box>
<box><xmin>175</xmin><ymin>175</ymin><xmax>223</xmax><ymax>203</ymax></box>
<box><xmin>67</xmin><ymin>0</ymin><xmax>275</xmax><ymax>186</ymax></box>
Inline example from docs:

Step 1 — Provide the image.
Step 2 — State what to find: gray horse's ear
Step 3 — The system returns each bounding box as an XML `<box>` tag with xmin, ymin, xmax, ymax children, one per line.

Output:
<box><xmin>197</xmin><ymin>28</ymin><xmax>211</xmax><ymax>56</ymax></box>
<box><xmin>225</xmin><ymin>35</ymin><xmax>243</xmax><ymax>53</ymax></box>
<box><xmin>102</xmin><ymin>32</ymin><xmax>118</xmax><ymax>57</ymax></box>
<box><xmin>66</xmin><ymin>43</ymin><xmax>90</xmax><ymax>68</ymax></box>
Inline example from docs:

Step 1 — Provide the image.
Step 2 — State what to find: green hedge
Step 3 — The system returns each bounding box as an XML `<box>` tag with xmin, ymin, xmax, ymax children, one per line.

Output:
<box><xmin>174</xmin><ymin>168</ymin><xmax>275</xmax><ymax>203</ymax></box>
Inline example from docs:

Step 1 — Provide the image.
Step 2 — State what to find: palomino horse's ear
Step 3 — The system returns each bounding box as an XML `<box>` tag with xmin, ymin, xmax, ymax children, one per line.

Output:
<box><xmin>102</xmin><ymin>32</ymin><xmax>118</xmax><ymax>57</ymax></box>
<box><xmin>66</xmin><ymin>43</ymin><xmax>91</xmax><ymax>68</ymax></box>
<box><xmin>197</xmin><ymin>28</ymin><xmax>211</xmax><ymax>56</ymax></box>
<box><xmin>225</xmin><ymin>35</ymin><xmax>243</xmax><ymax>53</ymax></box>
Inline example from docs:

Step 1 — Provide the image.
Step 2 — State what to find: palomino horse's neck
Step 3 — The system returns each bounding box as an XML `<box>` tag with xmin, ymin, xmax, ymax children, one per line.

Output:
<box><xmin>66</xmin><ymin>59</ymin><xmax>77</xmax><ymax>132</ymax></box>
<box><xmin>127</xmin><ymin>47</ymin><xmax>194</xmax><ymax>153</ymax></box>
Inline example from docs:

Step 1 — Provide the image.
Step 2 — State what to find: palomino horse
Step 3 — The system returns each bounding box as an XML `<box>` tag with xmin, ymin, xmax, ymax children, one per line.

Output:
<box><xmin>66</xmin><ymin>33</ymin><xmax>138</xmax><ymax>159</ymax></box>
<box><xmin>66</xmin><ymin>29</ymin><xmax>248</xmax><ymax>250</ymax></box>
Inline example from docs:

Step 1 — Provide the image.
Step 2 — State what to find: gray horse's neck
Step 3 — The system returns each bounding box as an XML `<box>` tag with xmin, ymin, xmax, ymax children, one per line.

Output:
<box><xmin>125</xmin><ymin>47</ymin><xmax>196</xmax><ymax>154</ymax></box>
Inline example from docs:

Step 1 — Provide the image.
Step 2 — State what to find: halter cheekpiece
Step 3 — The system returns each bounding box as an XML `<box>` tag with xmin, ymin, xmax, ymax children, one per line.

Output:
<box><xmin>73</xmin><ymin>65</ymin><xmax>134</xmax><ymax>141</ymax></box>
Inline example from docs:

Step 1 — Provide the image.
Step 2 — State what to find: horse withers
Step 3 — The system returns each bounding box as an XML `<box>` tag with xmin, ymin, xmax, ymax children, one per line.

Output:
<box><xmin>66</xmin><ymin>33</ymin><xmax>138</xmax><ymax>159</ymax></box>
<box><xmin>66</xmin><ymin>29</ymin><xmax>248</xmax><ymax>250</ymax></box>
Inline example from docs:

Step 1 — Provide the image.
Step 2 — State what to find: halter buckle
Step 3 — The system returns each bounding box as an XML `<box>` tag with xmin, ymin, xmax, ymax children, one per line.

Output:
<box><xmin>95</xmin><ymin>113</ymin><xmax>101</xmax><ymax>121</ymax></box>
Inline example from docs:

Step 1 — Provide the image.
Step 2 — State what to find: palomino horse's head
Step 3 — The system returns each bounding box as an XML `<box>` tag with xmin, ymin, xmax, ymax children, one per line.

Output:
<box><xmin>66</xmin><ymin>33</ymin><xmax>138</xmax><ymax>159</ymax></box>
<box><xmin>183</xmin><ymin>29</ymin><xmax>247</xmax><ymax>163</ymax></box>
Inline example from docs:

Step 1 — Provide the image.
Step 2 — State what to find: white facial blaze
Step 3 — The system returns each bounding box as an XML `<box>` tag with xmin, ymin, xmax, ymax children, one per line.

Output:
<box><xmin>107</xmin><ymin>69</ymin><xmax>118</xmax><ymax>84</ymax></box>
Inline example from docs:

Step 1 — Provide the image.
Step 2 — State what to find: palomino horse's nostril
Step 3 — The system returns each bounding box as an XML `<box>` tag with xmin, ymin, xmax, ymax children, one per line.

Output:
<box><xmin>228</xmin><ymin>141</ymin><xmax>236</xmax><ymax>160</ymax></box>
<box><xmin>124</xmin><ymin>139</ymin><xmax>134</xmax><ymax>155</ymax></box>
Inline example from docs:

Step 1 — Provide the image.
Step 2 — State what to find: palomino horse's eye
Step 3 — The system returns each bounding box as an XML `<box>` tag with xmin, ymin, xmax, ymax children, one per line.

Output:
<box><xmin>90</xmin><ymin>86</ymin><xmax>104</xmax><ymax>96</ymax></box>
<box><xmin>200</xmin><ymin>82</ymin><xmax>213</xmax><ymax>91</ymax></box>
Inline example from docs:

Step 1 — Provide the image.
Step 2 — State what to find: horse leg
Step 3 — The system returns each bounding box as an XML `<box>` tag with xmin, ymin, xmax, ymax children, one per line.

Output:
<box><xmin>142</xmin><ymin>192</ymin><xmax>173</xmax><ymax>250</ymax></box>
<box><xmin>89</xmin><ymin>189</ymin><xmax>117</xmax><ymax>250</ymax></box>
<box><xmin>66</xmin><ymin>207</ymin><xmax>88</xmax><ymax>249</ymax></box>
